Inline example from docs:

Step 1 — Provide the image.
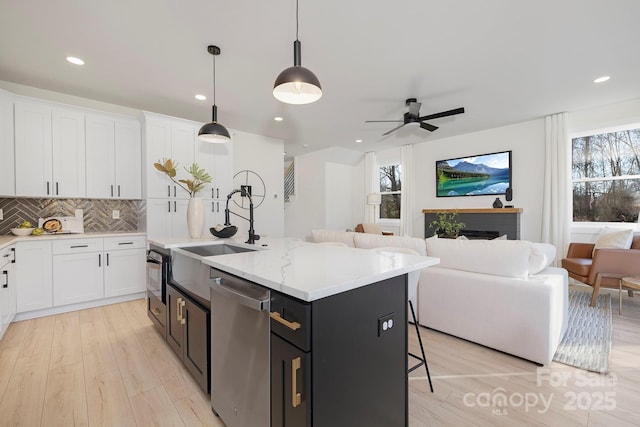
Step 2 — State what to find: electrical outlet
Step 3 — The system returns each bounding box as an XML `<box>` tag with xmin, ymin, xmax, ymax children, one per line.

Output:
<box><xmin>112</xmin><ymin>210</ymin><xmax>120</xmax><ymax>219</ymax></box>
<box><xmin>0</xmin><ymin>208</ymin><xmax>3</xmax><ymax>220</ymax></box>
<box><xmin>75</xmin><ymin>209</ymin><xmax>83</xmax><ymax>218</ymax></box>
<box><xmin>378</xmin><ymin>313</ymin><xmax>395</xmax><ymax>337</ymax></box>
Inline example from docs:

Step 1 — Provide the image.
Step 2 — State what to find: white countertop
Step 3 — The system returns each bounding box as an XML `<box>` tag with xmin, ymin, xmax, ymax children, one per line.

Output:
<box><xmin>0</xmin><ymin>231</ymin><xmax>146</xmax><ymax>250</ymax></box>
<box><xmin>150</xmin><ymin>236</ymin><xmax>439</xmax><ymax>301</ymax></box>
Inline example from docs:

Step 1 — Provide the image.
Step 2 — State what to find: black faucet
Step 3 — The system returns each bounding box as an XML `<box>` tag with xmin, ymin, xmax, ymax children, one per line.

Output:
<box><xmin>225</xmin><ymin>189</ymin><xmax>260</xmax><ymax>244</ymax></box>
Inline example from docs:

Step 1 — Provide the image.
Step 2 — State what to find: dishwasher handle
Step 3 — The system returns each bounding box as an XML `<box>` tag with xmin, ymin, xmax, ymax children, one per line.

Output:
<box><xmin>211</xmin><ymin>276</ymin><xmax>270</xmax><ymax>312</ymax></box>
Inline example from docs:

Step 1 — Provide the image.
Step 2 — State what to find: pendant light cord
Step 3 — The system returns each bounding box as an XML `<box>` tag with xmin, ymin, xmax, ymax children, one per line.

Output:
<box><xmin>212</xmin><ymin>53</ymin><xmax>217</xmax><ymax>106</ymax></box>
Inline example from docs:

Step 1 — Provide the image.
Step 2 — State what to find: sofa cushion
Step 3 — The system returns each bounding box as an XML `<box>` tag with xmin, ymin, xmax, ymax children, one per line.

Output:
<box><xmin>426</xmin><ymin>237</ymin><xmax>532</xmax><ymax>279</ymax></box>
<box><xmin>529</xmin><ymin>243</ymin><xmax>557</xmax><ymax>275</ymax></box>
<box><xmin>353</xmin><ymin>233</ymin><xmax>427</xmax><ymax>256</ymax></box>
<box><xmin>592</xmin><ymin>227</ymin><xmax>634</xmax><ymax>256</ymax></box>
<box><xmin>311</xmin><ymin>229</ymin><xmax>357</xmax><ymax>247</ymax></box>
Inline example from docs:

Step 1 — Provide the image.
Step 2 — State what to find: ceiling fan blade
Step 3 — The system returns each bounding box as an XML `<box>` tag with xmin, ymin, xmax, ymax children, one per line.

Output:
<box><xmin>419</xmin><ymin>107</ymin><xmax>465</xmax><ymax>121</ymax></box>
<box><xmin>420</xmin><ymin>122</ymin><xmax>438</xmax><ymax>132</ymax></box>
<box><xmin>382</xmin><ymin>123</ymin><xmax>407</xmax><ymax>136</ymax></box>
<box><xmin>365</xmin><ymin>120</ymin><xmax>403</xmax><ymax>123</ymax></box>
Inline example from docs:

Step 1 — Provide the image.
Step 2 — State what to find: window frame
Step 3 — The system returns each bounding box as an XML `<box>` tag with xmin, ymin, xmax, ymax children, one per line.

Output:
<box><xmin>378</xmin><ymin>162</ymin><xmax>402</xmax><ymax>224</ymax></box>
<box><xmin>570</xmin><ymin>122</ymin><xmax>640</xmax><ymax>226</ymax></box>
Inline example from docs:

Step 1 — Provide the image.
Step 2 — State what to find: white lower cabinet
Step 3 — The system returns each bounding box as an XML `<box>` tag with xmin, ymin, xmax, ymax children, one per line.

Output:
<box><xmin>15</xmin><ymin>241</ymin><xmax>53</xmax><ymax>313</ymax></box>
<box><xmin>103</xmin><ymin>237</ymin><xmax>146</xmax><ymax>297</ymax></box>
<box><xmin>54</xmin><ymin>251</ymin><xmax>104</xmax><ymax>305</ymax></box>
<box><xmin>0</xmin><ymin>245</ymin><xmax>16</xmax><ymax>339</ymax></box>
<box><xmin>16</xmin><ymin>235</ymin><xmax>145</xmax><ymax>316</ymax></box>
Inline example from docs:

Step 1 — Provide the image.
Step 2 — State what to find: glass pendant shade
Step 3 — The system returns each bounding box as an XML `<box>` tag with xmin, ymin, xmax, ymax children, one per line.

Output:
<box><xmin>273</xmin><ymin>40</ymin><xmax>322</xmax><ymax>105</ymax></box>
<box><xmin>198</xmin><ymin>105</ymin><xmax>230</xmax><ymax>143</ymax></box>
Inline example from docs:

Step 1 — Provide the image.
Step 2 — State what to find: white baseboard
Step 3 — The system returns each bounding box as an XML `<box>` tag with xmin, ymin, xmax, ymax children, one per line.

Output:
<box><xmin>14</xmin><ymin>292</ymin><xmax>146</xmax><ymax>321</ymax></box>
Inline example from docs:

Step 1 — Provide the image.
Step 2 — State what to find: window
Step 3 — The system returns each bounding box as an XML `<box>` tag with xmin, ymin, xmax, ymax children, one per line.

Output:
<box><xmin>572</xmin><ymin>126</ymin><xmax>640</xmax><ymax>223</ymax></box>
<box><xmin>379</xmin><ymin>164</ymin><xmax>402</xmax><ymax>220</ymax></box>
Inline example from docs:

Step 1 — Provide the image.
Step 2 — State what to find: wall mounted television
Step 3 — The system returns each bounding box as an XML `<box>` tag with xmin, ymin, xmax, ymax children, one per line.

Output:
<box><xmin>436</xmin><ymin>150</ymin><xmax>512</xmax><ymax>197</ymax></box>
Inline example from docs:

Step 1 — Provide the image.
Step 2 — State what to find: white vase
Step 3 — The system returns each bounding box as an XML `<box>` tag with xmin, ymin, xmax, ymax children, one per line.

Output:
<box><xmin>187</xmin><ymin>197</ymin><xmax>205</xmax><ymax>239</ymax></box>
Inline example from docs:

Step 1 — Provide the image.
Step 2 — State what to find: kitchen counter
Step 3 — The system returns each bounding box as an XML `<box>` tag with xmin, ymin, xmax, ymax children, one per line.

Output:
<box><xmin>0</xmin><ymin>231</ymin><xmax>146</xmax><ymax>250</ymax></box>
<box><xmin>149</xmin><ymin>236</ymin><xmax>439</xmax><ymax>301</ymax></box>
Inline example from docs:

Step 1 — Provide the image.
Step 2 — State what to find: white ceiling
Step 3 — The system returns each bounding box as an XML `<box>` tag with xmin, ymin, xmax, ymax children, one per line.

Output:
<box><xmin>1</xmin><ymin>0</ymin><xmax>639</xmax><ymax>160</ymax></box>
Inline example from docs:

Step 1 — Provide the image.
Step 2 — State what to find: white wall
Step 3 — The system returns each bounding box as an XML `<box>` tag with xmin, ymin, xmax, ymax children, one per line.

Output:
<box><xmin>412</xmin><ymin>119</ymin><xmax>546</xmax><ymax>241</ymax></box>
<box><xmin>232</xmin><ymin>130</ymin><xmax>285</xmax><ymax>239</ymax></box>
<box><xmin>284</xmin><ymin>147</ymin><xmax>364</xmax><ymax>239</ymax></box>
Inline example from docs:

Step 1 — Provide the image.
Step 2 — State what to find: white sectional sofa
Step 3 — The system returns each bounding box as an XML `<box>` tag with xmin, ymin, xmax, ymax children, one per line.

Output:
<box><xmin>310</xmin><ymin>230</ymin><xmax>568</xmax><ymax>365</ymax></box>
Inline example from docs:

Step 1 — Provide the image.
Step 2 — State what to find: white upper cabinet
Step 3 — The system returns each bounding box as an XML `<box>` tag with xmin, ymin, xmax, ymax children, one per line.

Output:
<box><xmin>86</xmin><ymin>114</ymin><xmax>141</xmax><ymax>199</ymax></box>
<box><xmin>194</xmin><ymin>132</ymin><xmax>234</xmax><ymax>200</ymax></box>
<box><xmin>0</xmin><ymin>90</ymin><xmax>14</xmax><ymax>196</ymax></box>
<box><xmin>142</xmin><ymin>112</ymin><xmax>195</xmax><ymax>199</ymax></box>
<box><xmin>15</xmin><ymin>99</ymin><xmax>86</xmax><ymax>197</ymax></box>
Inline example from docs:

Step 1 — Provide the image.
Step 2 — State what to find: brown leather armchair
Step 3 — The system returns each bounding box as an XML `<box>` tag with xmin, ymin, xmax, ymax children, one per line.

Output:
<box><xmin>561</xmin><ymin>232</ymin><xmax>640</xmax><ymax>306</ymax></box>
<box><xmin>355</xmin><ymin>223</ymin><xmax>393</xmax><ymax>236</ymax></box>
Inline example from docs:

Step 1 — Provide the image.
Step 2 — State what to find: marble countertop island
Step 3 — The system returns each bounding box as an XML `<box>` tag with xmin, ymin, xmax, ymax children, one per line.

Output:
<box><xmin>148</xmin><ymin>236</ymin><xmax>439</xmax><ymax>301</ymax></box>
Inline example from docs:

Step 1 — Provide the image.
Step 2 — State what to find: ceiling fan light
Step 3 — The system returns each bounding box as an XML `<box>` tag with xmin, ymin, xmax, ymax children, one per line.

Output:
<box><xmin>273</xmin><ymin>65</ymin><xmax>322</xmax><ymax>105</ymax></box>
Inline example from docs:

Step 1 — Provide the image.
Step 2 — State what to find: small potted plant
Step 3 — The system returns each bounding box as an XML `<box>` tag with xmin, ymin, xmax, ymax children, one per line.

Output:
<box><xmin>428</xmin><ymin>212</ymin><xmax>466</xmax><ymax>238</ymax></box>
<box><xmin>154</xmin><ymin>158</ymin><xmax>213</xmax><ymax>238</ymax></box>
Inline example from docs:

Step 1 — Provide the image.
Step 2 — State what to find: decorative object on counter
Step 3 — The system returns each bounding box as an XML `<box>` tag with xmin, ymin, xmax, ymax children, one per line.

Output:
<box><xmin>154</xmin><ymin>159</ymin><xmax>213</xmax><ymax>238</ymax></box>
<box><xmin>224</xmin><ymin>188</ymin><xmax>260</xmax><ymax>244</ymax></box>
<box><xmin>492</xmin><ymin>197</ymin><xmax>503</xmax><ymax>208</ymax></box>
<box><xmin>273</xmin><ymin>0</ymin><xmax>322</xmax><ymax>105</ymax></box>
<box><xmin>153</xmin><ymin>159</ymin><xmax>212</xmax><ymax>198</ymax></box>
<box><xmin>187</xmin><ymin>198</ymin><xmax>205</xmax><ymax>238</ymax></box>
<box><xmin>198</xmin><ymin>45</ymin><xmax>230</xmax><ymax>142</ymax></box>
<box><xmin>11</xmin><ymin>227</ymin><xmax>34</xmax><ymax>236</ymax></box>
<box><xmin>210</xmin><ymin>224</ymin><xmax>238</xmax><ymax>238</ymax></box>
<box><xmin>427</xmin><ymin>211</ymin><xmax>465</xmax><ymax>238</ymax></box>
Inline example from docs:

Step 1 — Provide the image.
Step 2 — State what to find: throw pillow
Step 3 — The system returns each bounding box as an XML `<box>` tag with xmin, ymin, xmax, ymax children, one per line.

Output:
<box><xmin>592</xmin><ymin>227</ymin><xmax>634</xmax><ymax>256</ymax></box>
<box><xmin>362</xmin><ymin>223</ymin><xmax>383</xmax><ymax>234</ymax></box>
<box><xmin>529</xmin><ymin>243</ymin><xmax>557</xmax><ymax>275</ymax></box>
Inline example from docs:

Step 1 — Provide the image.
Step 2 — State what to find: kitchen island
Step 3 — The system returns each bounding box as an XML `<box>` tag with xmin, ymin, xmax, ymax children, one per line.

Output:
<box><xmin>148</xmin><ymin>236</ymin><xmax>439</xmax><ymax>427</ymax></box>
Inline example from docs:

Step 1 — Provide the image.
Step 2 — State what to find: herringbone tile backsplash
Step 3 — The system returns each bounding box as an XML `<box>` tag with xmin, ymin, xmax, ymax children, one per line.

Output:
<box><xmin>0</xmin><ymin>198</ymin><xmax>145</xmax><ymax>235</ymax></box>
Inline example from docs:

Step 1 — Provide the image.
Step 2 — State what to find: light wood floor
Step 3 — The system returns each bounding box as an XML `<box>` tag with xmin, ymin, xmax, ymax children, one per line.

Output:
<box><xmin>0</xmin><ymin>284</ymin><xmax>638</xmax><ymax>426</ymax></box>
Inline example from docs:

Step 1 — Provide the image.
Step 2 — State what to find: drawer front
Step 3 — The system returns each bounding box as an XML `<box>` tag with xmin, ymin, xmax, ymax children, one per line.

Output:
<box><xmin>0</xmin><ymin>246</ymin><xmax>13</xmax><ymax>268</ymax></box>
<box><xmin>103</xmin><ymin>235</ymin><xmax>146</xmax><ymax>251</ymax></box>
<box><xmin>270</xmin><ymin>291</ymin><xmax>311</xmax><ymax>352</ymax></box>
<box><xmin>52</xmin><ymin>238</ymin><xmax>103</xmax><ymax>254</ymax></box>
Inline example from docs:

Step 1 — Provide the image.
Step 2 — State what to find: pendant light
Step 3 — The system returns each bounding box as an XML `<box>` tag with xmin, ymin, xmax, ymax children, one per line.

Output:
<box><xmin>198</xmin><ymin>45</ymin><xmax>230</xmax><ymax>143</ymax></box>
<box><xmin>273</xmin><ymin>0</ymin><xmax>322</xmax><ymax>105</ymax></box>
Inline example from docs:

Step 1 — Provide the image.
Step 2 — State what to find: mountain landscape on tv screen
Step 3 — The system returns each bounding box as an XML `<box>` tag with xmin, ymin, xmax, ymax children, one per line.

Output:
<box><xmin>436</xmin><ymin>158</ymin><xmax>510</xmax><ymax>197</ymax></box>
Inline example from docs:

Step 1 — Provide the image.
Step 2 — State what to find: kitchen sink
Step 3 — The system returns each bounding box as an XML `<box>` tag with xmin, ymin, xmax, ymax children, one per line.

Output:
<box><xmin>179</xmin><ymin>244</ymin><xmax>256</xmax><ymax>257</ymax></box>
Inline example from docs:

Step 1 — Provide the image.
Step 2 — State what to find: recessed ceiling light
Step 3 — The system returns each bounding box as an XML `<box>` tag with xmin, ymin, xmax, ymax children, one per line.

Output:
<box><xmin>66</xmin><ymin>56</ymin><xmax>85</xmax><ymax>65</ymax></box>
<box><xmin>274</xmin><ymin>116</ymin><xmax>284</xmax><ymax>122</ymax></box>
<box><xmin>283</xmin><ymin>152</ymin><xmax>287</xmax><ymax>155</ymax></box>
<box><xmin>355</xmin><ymin>139</ymin><xmax>363</xmax><ymax>143</ymax></box>
<box><xmin>593</xmin><ymin>75</ymin><xmax>610</xmax><ymax>83</ymax></box>
<box><xmin>195</xmin><ymin>94</ymin><xmax>207</xmax><ymax>100</ymax></box>
<box><xmin>303</xmin><ymin>144</ymin><xmax>309</xmax><ymax>148</ymax></box>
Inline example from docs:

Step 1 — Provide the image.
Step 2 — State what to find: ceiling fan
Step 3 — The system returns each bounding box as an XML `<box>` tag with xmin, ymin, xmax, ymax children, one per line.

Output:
<box><xmin>366</xmin><ymin>98</ymin><xmax>465</xmax><ymax>136</ymax></box>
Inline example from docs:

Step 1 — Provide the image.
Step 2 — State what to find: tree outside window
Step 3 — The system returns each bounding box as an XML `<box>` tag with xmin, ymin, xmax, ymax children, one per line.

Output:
<box><xmin>379</xmin><ymin>164</ymin><xmax>401</xmax><ymax>220</ymax></box>
<box><xmin>572</xmin><ymin>127</ymin><xmax>640</xmax><ymax>223</ymax></box>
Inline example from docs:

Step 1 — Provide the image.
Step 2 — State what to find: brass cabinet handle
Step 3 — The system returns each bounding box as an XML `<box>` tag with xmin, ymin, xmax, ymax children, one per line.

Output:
<box><xmin>176</xmin><ymin>297</ymin><xmax>182</xmax><ymax>322</ymax></box>
<box><xmin>291</xmin><ymin>357</ymin><xmax>302</xmax><ymax>408</ymax></box>
<box><xmin>180</xmin><ymin>300</ymin><xmax>186</xmax><ymax>325</ymax></box>
<box><xmin>151</xmin><ymin>307</ymin><xmax>161</xmax><ymax>316</ymax></box>
<box><xmin>269</xmin><ymin>312</ymin><xmax>301</xmax><ymax>331</ymax></box>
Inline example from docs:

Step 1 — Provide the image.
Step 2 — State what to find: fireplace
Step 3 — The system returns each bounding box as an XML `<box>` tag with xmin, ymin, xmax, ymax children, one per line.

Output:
<box><xmin>423</xmin><ymin>208</ymin><xmax>522</xmax><ymax>240</ymax></box>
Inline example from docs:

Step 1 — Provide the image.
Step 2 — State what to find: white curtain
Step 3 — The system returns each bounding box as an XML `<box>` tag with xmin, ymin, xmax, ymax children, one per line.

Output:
<box><xmin>364</xmin><ymin>152</ymin><xmax>378</xmax><ymax>223</ymax></box>
<box><xmin>542</xmin><ymin>112</ymin><xmax>571</xmax><ymax>264</ymax></box>
<box><xmin>400</xmin><ymin>145</ymin><xmax>413</xmax><ymax>236</ymax></box>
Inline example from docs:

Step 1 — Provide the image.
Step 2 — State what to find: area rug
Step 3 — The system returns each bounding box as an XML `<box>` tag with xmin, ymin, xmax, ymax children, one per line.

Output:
<box><xmin>553</xmin><ymin>289</ymin><xmax>612</xmax><ymax>373</ymax></box>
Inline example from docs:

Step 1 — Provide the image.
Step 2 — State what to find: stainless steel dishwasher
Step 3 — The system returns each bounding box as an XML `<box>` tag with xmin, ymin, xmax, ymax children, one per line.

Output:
<box><xmin>209</xmin><ymin>267</ymin><xmax>270</xmax><ymax>427</ymax></box>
